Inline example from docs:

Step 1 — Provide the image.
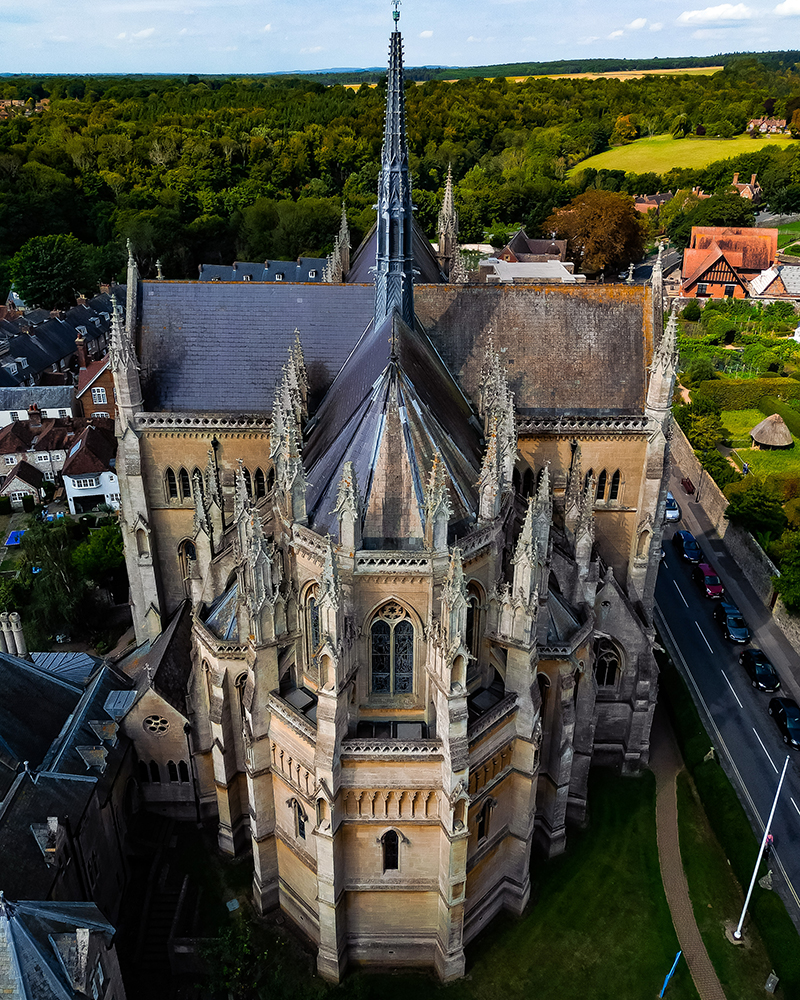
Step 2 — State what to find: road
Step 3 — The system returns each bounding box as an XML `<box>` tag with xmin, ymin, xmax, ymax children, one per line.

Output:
<box><xmin>655</xmin><ymin>476</ymin><xmax>800</xmax><ymax>930</ymax></box>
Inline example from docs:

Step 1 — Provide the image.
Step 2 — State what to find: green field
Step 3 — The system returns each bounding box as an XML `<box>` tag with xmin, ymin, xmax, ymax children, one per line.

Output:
<box><xmin>721</xmin><ymin>408</ymin><xmax>800</xmax><ymax>476</ymax></box>
<box><xmin>570</xmin><ymin>133</ymin><xmax>796</xmax><ymax>177</ymax></box>
<box><xmin>778</xmin><ymin>220</ymin><xmax>800</xmax><ymax>253</ymax></box>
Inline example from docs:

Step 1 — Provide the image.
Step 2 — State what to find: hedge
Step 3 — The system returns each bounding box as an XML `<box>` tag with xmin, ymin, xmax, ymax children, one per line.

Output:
<box><xmin>21</xmin><ymin>495</ymin><xmax>35</xmax><ymax>513</ymax></box>
<box><xmin>758</xmin><ymin>395</ymin><xmax>800</xmax><ymax>439</ymax></box>
<box><xmin>696</xmin><ymin>377</ymin><xmax>800</xmax><ymax>410</ymax></box>
<box><xmin>658</xmin><ymin>653</ymin><xmax>800</xmax><ymax>996</ymax></box>
<box><xmin>0</xmin><ymin>497</ymin><xmax>10</xmax><ymax>515</ymax></box>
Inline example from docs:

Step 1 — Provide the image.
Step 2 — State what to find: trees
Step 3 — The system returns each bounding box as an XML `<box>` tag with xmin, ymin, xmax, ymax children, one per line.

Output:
<box><xmin>724</xmin><ymin>479</ymin><xmax>788</xmax><ymax>540</ymax></box>
<box><xmin>668</xmin><ymin>193</ymin><xmax>756</xmax><ymax>250</ymax></box>
<box><xmin>773</xmin><ymin>531</ymin><xmax>800</xmax><ymax>613</ymax></box>
<box><xmin>9</xmin><ymin>233</ymin><xmax>94</xmax><ymax>309</ymax></box>
<box><xmin>544</xmin><ymin>190</ymin><xmax>645</xmax><ymax>274</ymax></box>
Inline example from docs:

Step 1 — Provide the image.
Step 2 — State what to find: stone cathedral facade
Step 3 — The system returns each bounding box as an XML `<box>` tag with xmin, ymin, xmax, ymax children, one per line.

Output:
<box><xmin>112</xmin><ymin>18</ymin><xmax>677</xmax><ymax>983</ymax></box>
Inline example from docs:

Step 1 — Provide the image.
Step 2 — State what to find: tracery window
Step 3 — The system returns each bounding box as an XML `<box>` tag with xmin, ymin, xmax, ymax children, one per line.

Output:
<box><xmin>304</xmin><ymin>586</ymin><xmax>320</xmax><ymax>671</ymax></box>
<box><xmin>466</xmin><ymin>582</ymin><xmax>483</xmax><ymax>662</ymax></box>
<box><xmin>254</xmin><ymin>467</ymin><xmax>266</xmax><ymax>498</ymax></box>
<box><xmin>165</xmin><ymin>468</ymin><xmax>178</xmax><ymax>500</ymax></box>
<box><xmin>370</xmin><ymin>602</ymin><xmax>414</xmax><ymax>695</ymax></box>
<box><xmin>596</xmin><ymin>470</ymin><xmax>607</xmax><ymax>502</ymax></box>
<box><xmin>609</xmin><ymin>470</ymin><xmax>621</xmax><ymax>503</ymax></box>
<box><xmin>179</xmin><ymin>467</ymin><xmax>191</xmax><ymax>500</ymax></box>
<box><xmin>594</xmin><ymin>637</ymin><xmax>621</xmax><ymax>687</ymax></box>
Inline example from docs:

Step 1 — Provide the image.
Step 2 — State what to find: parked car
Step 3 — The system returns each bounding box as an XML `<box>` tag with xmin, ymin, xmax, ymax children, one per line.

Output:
<box><xmin>739</xmin><ymin>649</ymin><xmax>780</xmax><ymax>692</ymax></box>
<box><xmin>692</xmin><ymin>562</ymin><xmax>725</xmax><ymax>599</ymax></box>
<box><xmin>713</xmin><ymin>600</ymin><xmax>750</xmax><ymax>642</ymax></box>
<box><xmin>665</xmin><ymin>491</ymin><xmax>681</xmax><ymax>522</ymax></box>
<box><xmin>767</xmin><ymin>697</ymin><xmax>800</xmax><ymax>749</ymax></box>
<box><xmin>672</xmin><ymin>529</ymin><xmax>702</xmax><ymax>563</ymax></box>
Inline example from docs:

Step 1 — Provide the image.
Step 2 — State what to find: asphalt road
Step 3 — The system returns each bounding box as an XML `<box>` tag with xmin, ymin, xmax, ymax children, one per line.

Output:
<box><xmin>655</xmin><ymin>483</ymin><xmax>800</xmax><ymax>929</ymax></box>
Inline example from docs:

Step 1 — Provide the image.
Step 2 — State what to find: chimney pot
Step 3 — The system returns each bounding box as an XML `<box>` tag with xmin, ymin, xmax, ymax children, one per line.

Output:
<box><xmin>733</xmin><ymin>173</ymin><xmax>739</xmax><ymax>185</ymax></box>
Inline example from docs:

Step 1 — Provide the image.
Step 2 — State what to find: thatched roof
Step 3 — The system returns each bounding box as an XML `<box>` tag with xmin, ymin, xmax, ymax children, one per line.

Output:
<box><xmin>750</xmin><ymin>412</ymin><xmax>794</xmax><ymax>448</ymax></box>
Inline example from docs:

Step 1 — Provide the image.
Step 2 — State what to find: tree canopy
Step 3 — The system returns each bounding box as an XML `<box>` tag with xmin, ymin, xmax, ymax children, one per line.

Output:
<box><xmin>545</xmin><ymin>190</ymin><xmax>645</xmax><ymax>274</ymax></box>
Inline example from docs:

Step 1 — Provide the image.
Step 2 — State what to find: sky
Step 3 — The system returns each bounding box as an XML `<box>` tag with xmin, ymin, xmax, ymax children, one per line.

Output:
<box><xmin>1</xmin><ymin>0</ymin><xmax>800</xmax><ymax>75</ymax></box>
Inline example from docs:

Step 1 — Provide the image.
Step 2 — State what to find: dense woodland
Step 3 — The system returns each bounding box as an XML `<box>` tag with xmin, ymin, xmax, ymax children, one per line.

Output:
<box><xmin>2</xmin><ymin>54</ymin><xmax>800</xmax><ymax>292</ymax></box>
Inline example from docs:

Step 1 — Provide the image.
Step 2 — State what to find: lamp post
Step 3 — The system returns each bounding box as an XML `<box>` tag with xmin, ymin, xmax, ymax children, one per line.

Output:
<box><xmin>733</xmin><ymin>755</ymin><xmax>790</xmax><ymax>941</ymax></box>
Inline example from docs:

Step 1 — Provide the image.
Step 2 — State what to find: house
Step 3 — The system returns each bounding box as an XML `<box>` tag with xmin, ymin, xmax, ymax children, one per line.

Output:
<box><xmin>633</xmin><ymin>192</ymin><xmax>673</xmax><ymax>215</ymax></box>
<box><xmin>680</xmin><ymin>226</ymin><xmax>778</xmax><ymax>298</ymax></box>
<box><xmin>0</xmin><ymin>459</ymin><xmax>43</xmax><ymax>508</ymax></box>
<box><xmin>60</xmin><ymin>422</ymin><xmax>119</xmax><ymax>514</ymax></box>
<box><xmin>0</xmin><ymin>409</ymin><xmax>115</xmax><ymax>491</ymax></box>
<box><xmin>110</xmin><ymin>15</ymin><xmax>676</xmax><ymax>984</ymax></box>
<box><xmin>477</xmin><ymin>257</ymin><xmax>585</xmax><ymax>283</ymax></box>
<box><xmin>0</xmin><ymin>898</ymin><xmax>126</xmax><ymax>1000</ymax></box>
<box><xmin>747</xmin><ymin>117</ymin><xmax>787</xmax><ymax>134</ymax></box>
<box><xmin>0</xmin><ymin>385</ymin><xmax>74</xmax><ymax>428</ymax></box>
<box><xmin>76</xmin><ymin>349</ymin><xmax>115</xmax><ymax>421</ymax></box>
<box><xmin>198</xmin><ymin>257</ymin><xmax>327</xmax><ymax>283</ymax></box>
<box><xmin>749</xmin><ymin>262</ymin><xmax>800</xmax><ymax>299</ymax></box>
<box><xmin>494</xmin><ymin>228</ymin><xmax>567</xmax><ymax>262</ymax></box>
<box><xmin>731</xmin><ymin>172</ymin><xmax>763</xmax><ymax>204</ymax></box>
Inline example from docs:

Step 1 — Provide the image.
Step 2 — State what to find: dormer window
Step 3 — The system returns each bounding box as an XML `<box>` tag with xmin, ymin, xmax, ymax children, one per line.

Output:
<box><xmin>309</xmin><ymin>270</ymin><xmax>317</xmax><ymax>279</ymax></box>
<box><xmin>243</xmin><ymin>274</ymin><xmax>252</xmax><ymax>281</ymax></box>
<box><xmin>275</xmin><ymin>273</ymin><xmax>284</xmax><ymax>281</ymax></box>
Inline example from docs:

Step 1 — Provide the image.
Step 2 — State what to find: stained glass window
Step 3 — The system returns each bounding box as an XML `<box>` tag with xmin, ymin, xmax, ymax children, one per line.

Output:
<box><xmin>370</xmin><ymin>606</ymin><xmax>414</xmax><ymax>695</ymax></box>
<box><xmin>394</xmin><ymin>620</ymin><xmax>413</xmax><ymax>692</ymax></box>
<box><xmin>371</xmin><ymin>620</ymin><xmax>391</xmax><ymax>693</ymax></box>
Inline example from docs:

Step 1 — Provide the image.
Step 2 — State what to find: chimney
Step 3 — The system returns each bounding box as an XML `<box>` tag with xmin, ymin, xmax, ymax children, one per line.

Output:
<box><xmin>732</xmin><ymin>172</ymin><xmax>739</xmax><ymax>185</ymax></box>
<box><xmin>76</xmin><ymin>294</ymin><xmax>87</xmax><ymax>306</ymax></box>
<box><xmin>75</xmin><ymin>334</ymin><xmax>88</xmax><ymax>370</ymax></box>
<box><xmin>751</xmin><ymin>173</ymin><xmax>757</xmax><ymax>186</ymax></box>
<box><xmin>28</xmin><ymin>403</ymin><xmax>42</xmax><ymax>430</ymax></box>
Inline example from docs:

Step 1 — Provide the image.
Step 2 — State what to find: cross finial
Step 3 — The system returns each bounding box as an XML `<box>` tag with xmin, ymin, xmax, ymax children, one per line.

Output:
<box><xmin>392</xmin><ymin>0</ymin><xmax>401</xmax><ymax>27</ymax></box>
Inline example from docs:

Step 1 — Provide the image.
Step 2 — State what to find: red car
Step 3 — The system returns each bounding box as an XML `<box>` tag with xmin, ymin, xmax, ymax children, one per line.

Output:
<box><xmin>692</xmin><ymin>562</ymin><xmax>725</xmax><ymax>599</ymax></box>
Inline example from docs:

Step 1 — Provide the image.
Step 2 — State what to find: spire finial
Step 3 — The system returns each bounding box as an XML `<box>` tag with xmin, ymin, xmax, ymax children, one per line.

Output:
<box><xmin>392</xmin><ymin>0</ymin><xmax>401</xmax><ymax>28</ymax></box>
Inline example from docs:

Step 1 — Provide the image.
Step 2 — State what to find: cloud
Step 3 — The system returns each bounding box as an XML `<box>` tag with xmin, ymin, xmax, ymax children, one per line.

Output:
<box><xmin>263</xmin><ymin>23</ymin><xmax>271</xmax><ymax>31</ymax></box>
<box><xmin>608</xmin><ymin>29</ymin><xmax>624</xmax><ymax>37</ymax></box>
<box><xmin>579</xmin><ymin>35</ymin><xmax>600</xmax><ymax>43</ymax></box>
<box><xmin>300</xmin><ymin>45</ymin><xmax>322</xmax><ymax>53</ymax></box>
<box><xmin>677</xmin><ymin>3</ymin><xmax>754</xmax><ymax>23</ymax></box>
<box><xmin>650</xmin><ymin>21</ymin><xmax>664</xmax><ymax>29</ymax></box>
<box><xmin>132</xmin><ymin>26</ymin><xmax>155</xmax><ymax>38</ymax></box>
<box><xmin>775</xmin><ymin>0</ymin><xmax>800</xmax><ymax>12</ymax></box>
<box><xmin>467</xmin><ymin>35</ymin><xmax>480</xmax><ymax>41</ymax></box>
<box><xmin>117</xmin><ymin>31</ymin><xmax>126</xmax><ymax>39</ymax></box>
<box><xmin>626</xmin><ymin>17</ymin><xmax>647</xmax><ymax>29</ymax></box>
<box><xmin>419</xmin><ymin>29</ymin><xmax>433</xmax><ymax>37</ymax></box>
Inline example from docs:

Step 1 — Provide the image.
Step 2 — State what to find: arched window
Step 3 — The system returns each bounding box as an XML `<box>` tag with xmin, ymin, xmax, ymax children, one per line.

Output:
<box><xmin>477</xmin><ymin>801</ymin><xmax>491</xmax><ymax>842</ymax></box>
<box><xmin>522</xmin><ymin>468</ymin><xmax>535</xmax><ymax>497</ymax></box>
<box><xmin>267</xmin><ymin>467</ymin><xmax>276</xmax><ymax>491</ymax></box>
<box><xmin>138</xmin><ymin>760</ymin><xmax>149</xmax><ymax>784</ymax></box>
<box><xmin>178</xmin><ymin>760</ymin><xmax>190</xmax><ymax>783</ymax></box>
<box><xmin>254</xmin><ymin>468</ymin><xmax>266</xmax><ymax>498</ymax></box>
<box><xmin>466</xmin><ymin>583</ymin><xmax>482</xmax><ymax>661</ymax></box>
<box><xmin>167</xmin><ymin>760</ymin><xmax>179</xmax><ymax>782</ymax></box>
<box><xmin>594</xmin><ymin>638</ymin><xmax>621</xmax><ymax>687</ymax></box>
<box><xmin>596</xmin><ymin>470</ymin><xmax>607</xmax><ymax>502</ymax></box>
<box><xmin>637</xmin><ymin>529</ymin><xmax>651</xmax><ymax>559</ymax></box>
<box><xmin>305</xmin><ymin>586</ymin><xmax>320</xmax><ymax>670</ymax></box>
<box><xmin>584</xmin><ymin>468</ymin><xmax>594</xmax><ymax>491</ymax></box>
<box><xmin>512</xmin><ymin>469</ymin><xmax>522</xmax><ymax>494</ymax></box>
<box><xmin>165</xmin><ymin>468</ymin><xmax>178</xmax><ymax>500</ymax></box>
<box><xmin>243</xmin><ymin>467</ymin><xmax>252</xmax><ymax>497</ymax></box>
<box><xmin>382</xmin><ymin>830</ymin><xmax>399</xmax><ymax>871</ymax></box>
<box><xmin>136</xmin><ymin>528</ymin><xmax>149</xmax><ymax>558</ymax></box>
<box><xmin>178</xmin><ymin>540</ymin><xmax>196</xmax><ymax>591</ymax></box>
<box><xmin>291</xmin><ymin>799</ymin><xmax>307</xmax><ymax>840</ymax></box>
<box><xmin>370</xmin><ymin>602</ymin><xmax>414</xmax><ymax>695</ymax></box>
<box><xmin>149</xmin><ymin>761</ymin><xmax>161</xmax><ymax>783</ymax></box>
<box><xmin>609</xmin><ymin>470</ymin><xmax>621</xmax><ymax>503</ymax></box>
<box><xmin>235</xmin><ymin>672</ymin><xmax>247</xmax><ymax>720</ymax></box>
<box><xmin>179</xmin><ymin>468</ymin><xmax>191</xmax><ymax>500</ymax></box>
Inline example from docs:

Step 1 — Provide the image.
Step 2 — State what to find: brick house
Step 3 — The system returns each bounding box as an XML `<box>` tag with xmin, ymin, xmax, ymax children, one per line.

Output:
<box><xmin>680</xmin><ymin>226</ymin><xmax>778</xmax><ymax>299</ymax></box>
<box><xmin>76</xmin><ymin>344</ymin><xmax>115</xmax><ymax>421</ymax></box>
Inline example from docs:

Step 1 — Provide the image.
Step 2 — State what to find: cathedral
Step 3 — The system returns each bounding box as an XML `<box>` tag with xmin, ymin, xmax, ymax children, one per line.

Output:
<box><xmin>112</xmin><ymin>13</ymin><xmax>677</xmax><ymax>983</ymax></box>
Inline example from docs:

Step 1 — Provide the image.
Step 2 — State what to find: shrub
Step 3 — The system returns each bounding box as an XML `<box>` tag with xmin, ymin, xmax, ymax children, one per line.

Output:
<box><xmin>686</xmin><ymin>355</ymin><xmax>716</xmax><ymax>385</ymax></box>
<box><xmin>723</xmin><ymin>478</ymin><xmax>788</xmax><ymax>539</ymax></box>
<box><xmin>705</xmin><ymin>313</ymin><xmax>737</xmax><ymax>344</ymax></box>
<box><xmin>696</xmin><ymin>377</ymin><xmax>800</xmax><ymax>409</ymax></box>
<box><xmin>758</xmin><ymin>395</ymin><xmax>800</xmax><ymax>437</ymax></box>
<box><xmin>697</xmin><ymin>449</ymin><xmax>740</xmax><ymax>489</ymax></box>
<box><xmin>21</xmin><ymin>495</ymin><xmax>35</xmax><ymax>513</ymax></box>
<box><xmin>681</xmin><ymin>299</ymin><xmax>701</xmax><ymax>322</ymax></box>
<box><xmin>0</xmin><ymin>497</ymin><xmax>10</xmax><ymax>515</ymax></box>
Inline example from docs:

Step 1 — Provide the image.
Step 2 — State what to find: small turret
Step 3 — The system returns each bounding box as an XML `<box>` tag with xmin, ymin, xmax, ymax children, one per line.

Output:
<box><xmin>437</xmin><ymin>164</ymin><xmax>459</xmax><ymax>279</ymax></box>
<box><xmin>334</xmin><ymin>461</ymin><xmax>362</xmax><ymax>551</ymax></box>
<box><xmin>424</xmin><ymin>453</ymin><xmax>453</xmax><ymax>550</ymax></box>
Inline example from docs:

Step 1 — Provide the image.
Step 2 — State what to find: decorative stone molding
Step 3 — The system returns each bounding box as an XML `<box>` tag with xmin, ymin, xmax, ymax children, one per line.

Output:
<box><xmin>135</xmin><ymin>412</ymin><xmax>270</xmax><ymax>431</ymax></box>
<box><xmin>467</xmin><ymin>694</ymin><xmax>517</xmax><ymax>742</ymax></box>
<box><xmin>517</xmin><ymin>415</ymin><xmax>648</xmax><ymax>437</ymax></box>
<box><xmin>341</xmin><ymin>739</ymin><xmax>443</xmax><ymax>760</ymax></box>
<box><xmin>267</xmin><ymin>693</ymin><xmax>317</xmax><ymax>744</ymax></box>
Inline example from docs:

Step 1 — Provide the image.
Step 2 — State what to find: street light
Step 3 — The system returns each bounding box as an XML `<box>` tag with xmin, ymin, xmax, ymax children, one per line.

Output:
<box><xmin>733</xmin><ymin>755</ymin><xmax>790</xmax><ymax>942</ymax></box>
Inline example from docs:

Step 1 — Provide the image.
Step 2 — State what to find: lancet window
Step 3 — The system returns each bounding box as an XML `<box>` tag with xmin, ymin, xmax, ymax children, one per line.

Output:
<box><xmin>382</xmin><ymin>830</ymin><xmax>399</xmax><ymax>871</ymax></box>
<box><xmin>609</xmin><ymin>470</ymin><xmax>621</xmax><ymax>503</ymax></box>
<box><xmin>594</xmin><ymin>637</ymin><xmax>621</xmax><ymax>687</ymax></box>
<box><xmin>370</xmin><ymin>602</ymin><xmax>414</xmax><ymax>695</ymax></box>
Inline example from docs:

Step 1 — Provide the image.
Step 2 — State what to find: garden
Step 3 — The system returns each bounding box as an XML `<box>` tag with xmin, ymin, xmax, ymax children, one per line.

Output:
<box><xmin>673</xmin><ymin>297</ymin><xmax>800</xmax><ymax>610</ymax></box>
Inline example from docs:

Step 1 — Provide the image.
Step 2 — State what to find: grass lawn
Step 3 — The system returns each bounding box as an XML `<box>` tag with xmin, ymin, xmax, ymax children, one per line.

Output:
<box><xmin>778</xmin><ymin>220</ymin><xmax>800</xmax><ymax>253</ymax></box>
<box><xmin>676</xmin><ymin>772</ymin><xmax>775</xmax><ymax>999</ymax></box>
<box><xmin>569</xmin><ymin>133</ymin><xmax>795</xmax><ymax>177</ymax></box>
<box><xmin>720</xmin><ymin>408</ymin><xmax>800</xmax><ymax>476</ymax></box>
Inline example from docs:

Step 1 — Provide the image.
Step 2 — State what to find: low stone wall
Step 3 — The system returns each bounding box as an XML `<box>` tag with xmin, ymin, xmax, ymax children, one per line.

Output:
<box><xmin>773</xmin><ymin>599</ymin><xmax>800</xmax><ymax>648</ymax></box>
<box><xmin>670</xmin><ymin>424</ymin><xmax>780</xmax><ymax>606</ymax></box>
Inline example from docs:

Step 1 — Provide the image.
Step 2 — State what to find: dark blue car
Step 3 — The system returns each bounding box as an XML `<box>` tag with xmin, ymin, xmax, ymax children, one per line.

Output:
<box><xmin>672</xmin><ymin>529</ymin><xmax>702</xmax><ymax>563</ymax></box>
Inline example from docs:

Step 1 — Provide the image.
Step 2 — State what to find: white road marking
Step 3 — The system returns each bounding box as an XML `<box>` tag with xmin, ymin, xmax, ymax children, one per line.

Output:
<box><xmin>791</xmin><ymin>797</ymin><xmax>800</xmax><ymax>818</ymax></box>
<box><xmin>721</xmin><ymin>670</ymin><xmax>743</xmax><ymax>708</ymax></box>
<box><xmin>695</xmin><ymin>622</ymin><xmax>713</xmax><ymax>652</ymax></box>
<box><xmin>672</xmin><ymin>579</ymin><xmax>688</xmax><ymax>607</ymax></box>
<box><xmin>655</xmin><ymin>606</ymin><xmax>800</xmax><ymax>914</ymax></box>
<box><xmin>753</xmin><ymin>728</ymin><xmax>779</xmax><ymax>774</ymax></box>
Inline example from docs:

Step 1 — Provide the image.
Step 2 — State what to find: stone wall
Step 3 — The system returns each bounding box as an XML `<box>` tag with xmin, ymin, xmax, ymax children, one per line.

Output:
<box><xmin>670</xmin><ymin>424</ymin><xmax>781</xmax><ymax>610</ymax></box>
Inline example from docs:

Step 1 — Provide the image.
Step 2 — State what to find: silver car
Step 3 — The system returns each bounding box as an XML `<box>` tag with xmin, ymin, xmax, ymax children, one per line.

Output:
<box><xmin>665</xmin><ymin>491</ymin><xmax>681</xmax><ymax>522</ymax></box>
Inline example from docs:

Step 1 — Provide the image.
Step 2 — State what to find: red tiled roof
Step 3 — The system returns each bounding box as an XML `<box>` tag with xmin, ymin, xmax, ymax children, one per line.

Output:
<box><xmin>61</xmin><ymin>423</ymin><xmax>116</xmax><ymax>478</ymax></box>
<box><xmin>75</xmin><ymin>357</ymin><xmax>110</xmax><ymax>397</ymax></box>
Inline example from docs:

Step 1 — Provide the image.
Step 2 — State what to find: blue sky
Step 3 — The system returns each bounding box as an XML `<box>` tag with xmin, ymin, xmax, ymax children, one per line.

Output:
<box><xmin>1</xmin><ymin>0</ymin><xmax>799</xmax><ymax>74</ymax></box>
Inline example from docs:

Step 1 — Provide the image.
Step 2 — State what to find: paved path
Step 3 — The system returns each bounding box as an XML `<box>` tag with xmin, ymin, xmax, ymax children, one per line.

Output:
<box><xmin>651</xmin><ymin>707</ymin><xmax>728</xmax><ymax>1000</ymax></box>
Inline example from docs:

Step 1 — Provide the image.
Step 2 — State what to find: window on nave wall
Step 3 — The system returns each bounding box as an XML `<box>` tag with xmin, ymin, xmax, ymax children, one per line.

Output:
<box><xmin>164</xmin><ymin>465</ymin><xmax>199</xmax><ymax>503</ymax></box>
<box><xmin>370</xmin><ymin>602</ymin><xmax>414</xmax><ymax>695</ymax></box>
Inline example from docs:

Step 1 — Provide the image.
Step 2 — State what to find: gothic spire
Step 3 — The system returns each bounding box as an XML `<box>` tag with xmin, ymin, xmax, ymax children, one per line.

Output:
<box><xmin>374</xmin><ymin>12</ymin><xmax>415</xmax><ymax>328</ymax></box>
<box><xmin>651</xmin><ymin>302</ymin><xmax>679</xmax><ymax>376</ymax></box>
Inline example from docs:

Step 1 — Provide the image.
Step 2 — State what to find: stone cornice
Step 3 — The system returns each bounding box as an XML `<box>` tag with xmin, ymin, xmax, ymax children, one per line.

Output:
<box><xmin>517</xmin><ymin>414</ymin><xmax>647</xmax><ymax>437</ymax></box>
<box><xmin>467</xmin><ymin>694</ymin><xmax>517</xmax><ymax>744</ymax></box>
<box><xmin>135</xmin><ymin>411</ymin><xmax>269</xmax><ymax>432</ymax></box>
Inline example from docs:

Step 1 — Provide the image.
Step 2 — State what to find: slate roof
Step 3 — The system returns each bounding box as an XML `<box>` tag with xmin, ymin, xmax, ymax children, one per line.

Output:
<box><xmin>347</xmin><ymin>218</ymin><xmax>445</xmax><ymax>285</ymax></box>
<box><xmin>0</xmin><ymin>385</ymin><xmax>73</xmax><ymax>412</ymax></box>
<box><xmin>204</xmin><ymin>584</ymin><xmax>239</xmax><ymax>641</ymax></box>
<box><xmin>30</xmin><ymin>652</ymin><xmax>100</xmax><ymax>687</ymax></box>
<box><xmin>0</xmin><ymin>654</ymin><xmax>83</xmax><ymax>800</ymax></box>
<box><xmin>198</xmin><ymin>257</ymin><xmax>327</xmax><ymax>283</ymax></box>
<box><xmin>304</xmin><ymin>308</ymin><xmax>482</xmax><ymax>537</ymax></box>
<box><xmin>0</xmin><ymin>417</ymin><xmax>113</xmax><ymax>462</ymax></box>
<box><xmin>116</xmin><ymin>601</ymin><xmax>193</xmax><ymax>715</ymax></box>
<box><xmin>779</xmin><ymin>264</ymin><xmax>800</xmax><ymax>295</ymax></box>
<box><xmin>501</xmin><ymin>230</ymin><xmax>567</xmax><ymax>261</ymax></box>
<box><xmin>0</xmin><ymin>898</ymin><xmax>115</xmax><ymax>1000</ymax></box>
<box><xmin>137</xmin><ymin>280</ymin><xmax>375</xmax><ymax>412</ymax></box>
<box><xmin>75</xmin><ymin>358</ymin><xmax>110</xmax><ymax>398</ymax></box>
